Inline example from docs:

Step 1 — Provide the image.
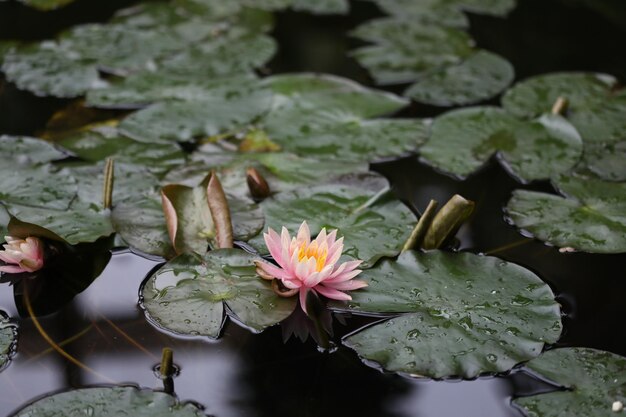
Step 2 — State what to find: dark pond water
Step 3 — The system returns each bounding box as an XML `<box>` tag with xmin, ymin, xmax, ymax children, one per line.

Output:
<box><xmin>0</xmin><ymin>0</ymin><xmax>625</xmax><ymax>416</ymax></box>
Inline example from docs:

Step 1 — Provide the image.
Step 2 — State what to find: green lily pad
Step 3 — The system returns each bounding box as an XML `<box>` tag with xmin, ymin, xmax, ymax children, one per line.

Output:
<box><xmin>0</xmin><ymin>136</ymin><xmax>68</xmax><ymax>164</ymax></box>
<box><xmin>420</xmin><ymin>107</ymin><xmax>583</xmax><ymax>182</ymax></box>
<box><xmin>2</xmin><ymin>3</ymin><xmax>275</xmax><ymax>98</ymax></box>
<box><xmin>506</xmin><ymin>175</ymin><xmax>626</xmax><ymax>253</ymax></box>
<box><xmin>258</xmin><ymin>73</ymin><xmax>420</xmax><ymax>161</ymax></box>
<box><xmin>270</xmin><ymin>118</ymin><xmax>430</xmax><ymax>162</ymax></box>
<box><xmin>140</xmin><ymin>249</ymin><xmax>296</xmax><ymax>338</ymax></box>
<box><xmin>1</xmin><ymin>44</ymin><xmax>101</xmax><ymax>98</ymax></box>
<box><xmin>340</xmin><ymin>250</ymin><xmax>562</xmax><ymax>379</ymax></box>
<box><xmin>120</xmin><ymin>85</ymin><xmax>271</xmax><ymax>144</ymax></box>
<box><xmin>291</xmin><ymin>0</ymin><xmax>348</xmax><ymax>14</ymax></box>
<box><xmin>577</xmin><ymin>140</ymin><xmax>626</xmax><ymax>181</ymax></box>
<box><xmin>366</xmin><ymin>0</ymin><xmax>470</xmax><ymax>28</ymax></box>
<box><xmin>453</xmin><ymin>0</ymin><xmax>517</xmax><ymax>16</ymax></box>
<box><xmin>404</xmin><ymin>50</ymin><xmax>514</xmax><ymax>106</ymax></box>
<box><xmin>350</xmin><ymin>19</ymin><xmax>474</xmax><ymax>84</ymax></box>
<box><xmin>248</xmin><ymin>174</ymin><xmax>417</xmax><ymax>267</ymax></box>
<box><xmin>513</xmin><ymin>348</ymin><xmax>626</xmax><ymax>417</ymax></box>
<box><xmin>166</xmin><ymin>150</ymin><xmax>369</xmax><ymax>198</ymax></box>
<box><xmin>501</xmin><ymin>72</ymin><xmax>626</xmax><ymax>144</ymax></box>
<box><xmin>86</xmin><ymin>73</ymin><xmax>259</xmax><ymax>109</ymax></box>
<box><xmin>0</xmin><ymin>164</ymin><xmax>76</xmax><ymax>210</ymax></box>
<box><xmin>12</xmin><ymin>386</ymin><xmax>207</xmax><ymax>416</ymax></box>
<box><xmin>58</xmin><ymin>126</ymin><xmax>185</xmax><ymax>175</ymax></box>
<box><xmin>0</xmin><ymin>312</ymin><xmax>16</xmax><ymax>371</ymax></box>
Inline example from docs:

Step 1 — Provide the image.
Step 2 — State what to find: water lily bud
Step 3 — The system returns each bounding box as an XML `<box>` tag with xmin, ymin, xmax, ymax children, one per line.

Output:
<box><xmin>0</xmin><ymin>236</ymin><xmax>45</xmax><ymax>273</ymax></box>
<box><xmin>246</xmin><ymin>167</ymin><xmax>270</xmax><ymax>200</ymax></box>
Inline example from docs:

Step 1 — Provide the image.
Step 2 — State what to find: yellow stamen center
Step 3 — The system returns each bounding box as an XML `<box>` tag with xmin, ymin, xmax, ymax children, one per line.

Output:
<box><xmin>297</xmin><ymin>241</ymin><xmax>328</xmax><ymax>272</ymax></box>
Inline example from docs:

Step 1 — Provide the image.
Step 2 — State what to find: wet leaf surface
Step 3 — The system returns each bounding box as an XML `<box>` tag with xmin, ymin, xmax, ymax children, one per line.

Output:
<box><xmin>339</xmin><ymin>250</ymin><xmax>562</xmax><ymax>378</ymax></box>
<box><xmin>0</xmin><ymin>136</ymin><xmax>68</xmax><ymax>164</ymax></box>
<box><xmin>140</xmin><ymin>249</ymin><xmax>296</xmax><ymax>338</ymax></box>
<box><xmin>420</xmin><ymin>107</ymin><xmax>583</xmax><ymax>182</ymax></box>
<box><xmin>248</xmin><ymin>174</ymin><xmax>416</xmax><ymax>267</ymax></box>
<box><xmin>405</xmin><ymin>50</ymin><xmax>514</xmax><ymax>106</ymax></box>
<box><xmin>502</xmin><ymin>72</ymin><xmax>626</xmax><ymax>144</ymax></box>
<box><xmin>12</xmin><ymin>386</ymin><xmax>207</xmax><ymax>416</ymax></box>
<box><xmin>514</xmin><ymin>348</ymin><xmax>626</xmax><ymax>417</ymax></box>
<box><xmin>0</xmin><ymin>312</ymin><xmax>16</xmax><ymax>372</ymax></box>
<box><xmin>506</xmin><ymin>175</ymin><xmax>626</xmax><ymax>253</ymax></box>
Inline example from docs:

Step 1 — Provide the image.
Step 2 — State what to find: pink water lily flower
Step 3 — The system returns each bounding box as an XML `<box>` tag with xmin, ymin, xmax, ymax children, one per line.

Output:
<box><xmin>255</xmin><ymin>221</ymin><xmax>367</xmax><ymax>313</ymax></box>
<box><xmin>0</xmin><ymin>236</ymin><xmax>45</xmax><ymax>274</ymax></box>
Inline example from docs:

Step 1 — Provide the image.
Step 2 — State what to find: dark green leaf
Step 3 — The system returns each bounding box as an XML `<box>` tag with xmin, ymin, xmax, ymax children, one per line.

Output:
<box><xmin>506</xmin><ymin>175</ymin><xmax>626</xmax><ymax>253</ymax></box>
<box><xmin>12</xmin><ymin>386</ymin><xmax>207</xmax><ymax>416</ymax></box>
<box><xmin>514</xmin><ymin>348</ymin><xmax>626</xmax><ymax>417</ymax></box>
<box><xmin>340</xmin><ymin>250</ymin><xmax>562</xmax><ymax>378</ymax></box>
<box><xmin>140</xmin><ymin>249</ymin><xmax>296</xmax><ymax>338</ymax></box>
<box><xmin>502</xmin><ymin>72</ymin><xmax>626</xmax><ymax>144</ymax></box>
<box><xmin>577</xmin><ymin>140</ymin><xmax>626</xmax><ymax>181</ymax></box>
<box><xmin>420</xmin><ymin>107</ymin><xmax>583</xmax><ymax>182</ymax></box>
<box><xmin>405</xmin><ymin>50</ymin><xmax>514</xmax><ymax>106</ymax></box>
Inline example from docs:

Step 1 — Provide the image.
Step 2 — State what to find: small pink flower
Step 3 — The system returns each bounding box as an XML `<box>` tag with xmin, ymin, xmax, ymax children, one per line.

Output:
<box><xmin>0</xmin><ymin>236</ymin><xmax>45</xmax><ymax>274</ymax></box>
<box><xmin>255</xmin><ymin>221</ymin><xmax>367</xmax><ymax>313</ymax></box>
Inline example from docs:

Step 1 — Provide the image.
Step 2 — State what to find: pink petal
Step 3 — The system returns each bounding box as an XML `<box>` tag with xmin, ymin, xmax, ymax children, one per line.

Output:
<box><xmin>325</xmin><ymin>268</ymin><xmax>362</xmax><ymax>283</ymax></box>
<box><xmin>323</xmin><ymin>279</ymin><xmax>368</xmax><ymax>291</ymax></box>
<box><xmin>299</xmin><ymin>288</ymin><xmax>310</xmax><ymax>314</ymax></box>
<box><xmin>280</xmin><ymin>227</ymin><xmax>292</xmax><ymax>261</ymax></box>
<box><xmin>0</xmin><ymin>251</ymin><xmax>19</xmax><ymax>264</ymax></box>
<box><xmin>314</xmin><ymin>285</ymin><xmax>352</xmax><ymax>301</ymax></box>
<box><xmin>314</xmin><ymin>228</ymin><xmax>327</xmax><ymax>246</ymax></box>
<box><xmin>256</xmin><ymin>261</ymin><xmax>294</xmax><ymax>281</ymax></box>
<box><xmin>0</xmin><ymin>264</ymin><xmax>27</xmax><ymax>274</ymax></box>
<box><xmin>326</xmin><ymin>260</ymin><xmax>363</xmax><ymax>282</ymax></box>
<box><xmin>325</xmin><ymin>229</ymin><xmax>337</xmax><ymax>247</ymax></box>
<box><xmin>161</xmin><ymin>189</ymin><xmax>178</xmax><ymax>251</ymax></box>
<box><xmin>304</xmin><ymin>264</ymin><xmax>333</xmax><ymax>287</ymax></box>
<box><xmin>296</xmin><ymin>221</ymin><xmax>310</xmax><ymax>244</ymax></box>
<box><xmin>325</xmin><ymin>237</ymin><xmax>344</xmax><ymax>267</ymax></box>
<box><xmin>282</xmin><ymin>278</ymin><xmax>302</xmax><ymax>289</ymax></box>
<box><xmin>264</xmin><ymin>229</ymin><xmax>288</xmax><ymax>268</ymax></box>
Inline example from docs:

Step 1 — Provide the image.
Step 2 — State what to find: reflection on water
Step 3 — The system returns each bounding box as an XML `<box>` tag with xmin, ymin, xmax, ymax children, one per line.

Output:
<box><xmin>0</xmin><ymin>251</ymin><xmax>525</xmax><ymax>417</ymax></box>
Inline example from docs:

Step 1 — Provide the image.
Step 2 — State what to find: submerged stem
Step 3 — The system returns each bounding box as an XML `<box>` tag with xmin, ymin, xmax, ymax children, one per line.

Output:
<box><xmin>402</xmin><ymin>199</ymin><xmax>438</xmax><ymax>252</ymax></box>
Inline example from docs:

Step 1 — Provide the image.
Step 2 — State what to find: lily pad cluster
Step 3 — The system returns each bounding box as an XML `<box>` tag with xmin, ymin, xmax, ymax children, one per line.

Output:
<box><xmin>351</xmin><ymin>0</ymin><xmax>516</xmax><ymax>106</ymax></box>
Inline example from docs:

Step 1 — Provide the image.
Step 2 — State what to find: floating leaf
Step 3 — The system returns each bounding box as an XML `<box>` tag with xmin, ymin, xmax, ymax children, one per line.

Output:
<box><xmin>165</xmin><ymin>149</ymin><xmax>369</xmax><ymax>197</ymax></box>
<box><xmin>404</xmin><ymin>50</ymin><xmax>514</xmax><ymax>106</ymax></box>
<box><xmin>501</xmin><ymin>72</ymin><xmax>626</xmax><ymax>144</ymax></box>
<box><xmin>0</xmin><ymin>136</ymin><xmax>68</xmax><ymax>164</ymax></box>
<box><xmin>7</xmin><ymin>0</ymin><xmax>76</xmax><ymax>11</ymax></box>
<box><xmin>513</xmin><ymin>348</ymin><xmax>626</xmax><ymax>417</ymax></box>
<box><xmin>351</xmin><ymin>19</ymin><xmax>474</xmax><ymax>85</ymax></box>
<box><xmin>0</xmin><ymin>163</ymin><xmax>76</xmax><ymax>211</ymax></box>
<box><xmin>86</xmin><ymin>73</ymin><xmax>258</xmax><ymax>109</ymax></box>
<box><xmin>365</xmin><ymin>0</ymin><xmax>469</xmax><ymax>28</ymax></box>
<box><xmin>339</xmin><ymin>250</ymin><xmax>562</xmax><ymax>379</ymax></box>
<box><xmin>12</xmin><ymin>386</ymin><xmax>207</xmax><ymax>416</ymax></box>
<box><xmin>58</xmin><ymin>126</ymin><xmax>185</xmax><ymax>175</ymax></box>
<box><xmin>248</xmin><ymin>174</ymin><xmax>416</xmax><ymax>267</ymax></box>
<box><xmin>0</xmin><ymin>207</ymin><xmax>8</xmax><ymax>237</ymax></box>
<box><xmin>291</xmin><ymin>0</ymin><xmax>348</xmax><ymax>14</ymax></box>
<box><xmin>0</xmin><ymin>312</ymin><xmax>16</xmax><ymax>372</ymax></box>
<box><xmin>258</xmin><ymin>73</ymin><xmax>421</xmax><ymax>161</ymax></box>
<box><xmin>420</xmin><ymin>107</ymin><xmax>583</xmax><ymax>182</ymax></box>
<box><xmin>140</xmin><ymin>249</ymin><xmax>296</xmax><ymax>338</ymax></box>
<box><xmin>577</xmin><ymin>140</ymin><xmax>626</xmax><ymax>181</ymax></box>
<box><xmin>506</xmin><ymin>175</ymin><xmax>626</xmax><ymax>253</ymax></box>
<box><xmin>120</xmin><ymin>86</ymin><xmax>271</xmax><ymax>144</ymax></box>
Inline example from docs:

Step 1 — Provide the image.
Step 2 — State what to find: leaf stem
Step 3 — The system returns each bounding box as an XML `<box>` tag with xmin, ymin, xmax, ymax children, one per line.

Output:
<box><xmin>422</xmin><ymin>194</ymin><xmax>475</xmax><ymax>250</ymax></box>
<box><xmin>160</xmin><ymin>347</ymin><xmax>173</xmax><ymax>378</ymax></box>
<box><xmin>402</xmin><ymin>199</ymin><xmax>438</xmax><ymax>252</ymax></box>
<box><xmin>103</xmin><ymin>158</ymin><xmax>114</xmax><ymax>210</ymax></box>
<box><xmin>551</xmin><ymin>96</ymin><xmax>568</xmax><ymax>115</ymax></box>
